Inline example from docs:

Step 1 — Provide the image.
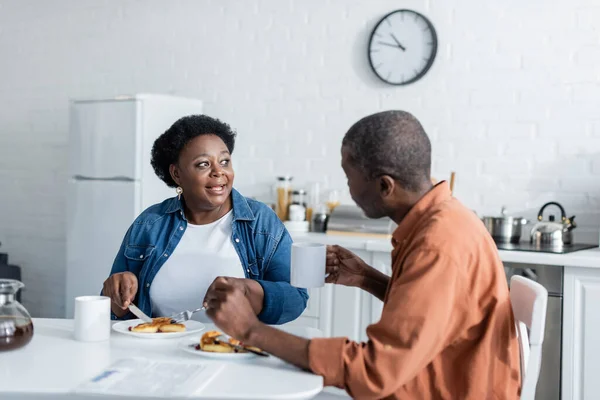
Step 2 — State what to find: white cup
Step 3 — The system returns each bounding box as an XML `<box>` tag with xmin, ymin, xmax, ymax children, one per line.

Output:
<box><xmin>290</xmin><ymin>242</ymin><xmax>326</xmax><ymax>288</ymax></box>
<box><xmin>73</xmin><ymin>296</ymin><xmax>111</xmax><ymax>342</ymax></box>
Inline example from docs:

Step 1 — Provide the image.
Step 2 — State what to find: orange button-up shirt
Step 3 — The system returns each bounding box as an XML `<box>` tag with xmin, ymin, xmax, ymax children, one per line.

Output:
<box><xmin>309</xmin><ymin>183</ymin><xmax>521</xmax><ymax>399</ymax></box>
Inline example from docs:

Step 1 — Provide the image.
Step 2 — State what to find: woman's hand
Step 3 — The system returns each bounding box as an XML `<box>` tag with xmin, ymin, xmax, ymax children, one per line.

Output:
<box><xmin>326</xmin><ymin>245</ymin><xmax>370</xmax><ymax>288</ymax></box>
<box><xmin>102</xmin><ymin>272</ymin><xmax>138</xmax><ymax>313</ymax></box>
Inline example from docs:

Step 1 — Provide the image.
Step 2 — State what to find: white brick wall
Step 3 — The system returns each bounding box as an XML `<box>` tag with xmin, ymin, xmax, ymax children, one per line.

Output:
<box><xmin>1</xmin><ymin>0</ymin><xmax>600</xmax><ymax>317</ymax></box>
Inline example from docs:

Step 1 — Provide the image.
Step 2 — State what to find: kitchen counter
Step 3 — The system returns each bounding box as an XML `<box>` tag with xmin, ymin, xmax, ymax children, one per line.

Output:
<box><xmin>291</xmin><ymin>232</ymin><xmax>600</xmax><ymax>268</ymax></box>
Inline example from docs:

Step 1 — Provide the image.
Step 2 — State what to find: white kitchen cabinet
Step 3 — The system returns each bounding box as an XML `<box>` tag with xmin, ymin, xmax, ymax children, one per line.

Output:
<box><xmin>562</xmin><ymin>267</ymin><xmax>600</xmax><ymax>400</ymax></box>
<box><xmin>285</xmin><ymin>285</ymin><xmax>334</xmax><ymax>335</ymax></box>
<box><xmin>290</xmin><ymin>249</ymin><xmax>392</xmax><ymax>343</ymax></box>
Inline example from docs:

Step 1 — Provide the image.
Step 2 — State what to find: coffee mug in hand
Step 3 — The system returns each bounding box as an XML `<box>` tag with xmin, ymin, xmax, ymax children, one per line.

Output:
<box><xmin>74</xmin><ymin>296</ymin><xmax>111</xmax><ymax>342</ymax></box>
<box><xmin>290</xmin><ymin>243</ymin><xmax>326</xmax><ymax>288</ymax></box>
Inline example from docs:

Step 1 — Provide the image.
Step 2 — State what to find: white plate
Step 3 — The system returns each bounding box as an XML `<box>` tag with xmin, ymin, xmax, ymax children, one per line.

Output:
<box><xmin>178</xmin><ymin>336</ymin><xmax>255</xmax><ymax>359</ymax></box>
<box><xmin>112</xmin><ymin>319</ymin><xmax>205</xmax><ymax>339</ymax></box>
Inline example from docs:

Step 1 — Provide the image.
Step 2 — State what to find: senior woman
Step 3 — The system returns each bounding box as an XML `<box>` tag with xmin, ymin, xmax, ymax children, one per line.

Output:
<box><xmin>102</xmin><ymin>115</ymin><xmax>308</xmax><ymax>324</ymax></box>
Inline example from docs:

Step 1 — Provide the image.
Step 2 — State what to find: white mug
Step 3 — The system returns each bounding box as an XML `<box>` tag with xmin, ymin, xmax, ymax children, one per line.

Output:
<box><xmin>73</xmin><ymin>296</ymin><xmax>111</xmax><ymax>342</ymax></box>
<box><xmin>290</xmin><ymin>242</ymin><xmax>326</xmax><ymax>288</ymax></box>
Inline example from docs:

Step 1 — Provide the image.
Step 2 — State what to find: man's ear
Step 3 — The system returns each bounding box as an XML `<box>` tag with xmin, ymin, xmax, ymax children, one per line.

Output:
<box><xmin>169</xmin><ymin>164</ymin><xmax>181</xmax><ymax>187</ymax></box>
<box><xmin>379</xmin><ymin>175</ymin><xmax>396</xmax><ymax>198</ymax></box>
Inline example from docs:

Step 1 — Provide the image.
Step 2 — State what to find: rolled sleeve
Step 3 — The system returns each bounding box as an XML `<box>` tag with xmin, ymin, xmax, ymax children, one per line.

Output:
<box><xmin>255</xmin><ymin>280</ymin><xmax>286</xmax><ymax>324</ymax></box>
<box><xmin>102</xmin><ymin>225</ymin><xmax>137</xmax><ymax>321</ymax></box>
<box><xmin>309</xmin><ymin>337</ymin><xmax>348</xmax><ymax>388</ymax></box>
<box><xmin>110</xmin><ymin>310</ymin><xmax>135</xmax><ymax>321</ymax></box>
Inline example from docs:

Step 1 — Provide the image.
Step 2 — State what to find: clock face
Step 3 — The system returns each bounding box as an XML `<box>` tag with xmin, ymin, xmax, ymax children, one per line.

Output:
<box><xmin>368</xmin><ymin>10</ymin><xmax>438</xmax><ymax>85</ymax></box>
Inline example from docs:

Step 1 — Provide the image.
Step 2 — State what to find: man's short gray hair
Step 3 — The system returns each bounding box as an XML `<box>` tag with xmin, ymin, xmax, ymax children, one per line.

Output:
<box><xmin>342</xmin><ymin>110</ymin><xmax>432</xmax><ymax>192</ymax></box>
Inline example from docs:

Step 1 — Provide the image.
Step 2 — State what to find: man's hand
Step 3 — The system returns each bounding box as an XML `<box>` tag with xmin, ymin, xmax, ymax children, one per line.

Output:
<box><xmin>204</xmin><ymin>277</ymin><xmax>260</xmax><ymax>342</ymax></box>
<box><xmin>326</xmin><ymin>245</ymin><xmax>370</xmax><ymax>287</ymax></box>
<box><xmin>204</xmin><ymin>280</ymin><xmax>312</xmax><ymax>371</ymax></box>
<box><xmin>203</xmin><ymin>277</ymin><xmax>264</xmax><ymax>316</ymax></box>
<box><xmin>327</xmin><ymin>245</ymin><xmax>391</xmax><ymax>301</ymax></box>
<box><xmin>102</xmin><ymin>272</ymin><xmax>138</xmax><ymax>314</ymax></box>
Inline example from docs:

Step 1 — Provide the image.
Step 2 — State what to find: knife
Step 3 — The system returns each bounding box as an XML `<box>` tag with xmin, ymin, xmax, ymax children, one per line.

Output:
<box><xmin>215</xmin><ymin>335</ymin><xmax>269</xmax><ymax>357</ymax></box>
<box><xmin>128</xmin><ymin>304</ymin><xmax>153</xmax><ymax>323</ymax></box>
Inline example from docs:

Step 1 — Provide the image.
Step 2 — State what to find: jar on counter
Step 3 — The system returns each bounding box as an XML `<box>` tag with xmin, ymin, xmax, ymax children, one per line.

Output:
<box><xmin>288</xmin><ymin>190</ymin><xmax>307</xmax><ymax>221</ymax></box>
<box><xmin>306</xmin><ymin>182</ymin><xmax>322</xmax><ymax>227</ymax></box>
<box><xmin>275</xmin><ymin>176</ymin><xmax>293</xmax><ymax>221</ymax></box>
<box><xmin>326</xmin><ymin>189</ymin><xmax>341</xmax><ymax>212</ymax></box>
<box><xmin>311</xmin><ymin>204</ymin><xmax>329</xmax><ymax>233</ymax></box>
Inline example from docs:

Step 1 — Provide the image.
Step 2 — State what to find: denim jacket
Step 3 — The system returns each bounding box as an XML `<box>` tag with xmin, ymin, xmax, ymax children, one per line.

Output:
<box><xmin>106</xmin><ymin>188</ymin><xmax>308</xmax><ymax>325</ymax></box>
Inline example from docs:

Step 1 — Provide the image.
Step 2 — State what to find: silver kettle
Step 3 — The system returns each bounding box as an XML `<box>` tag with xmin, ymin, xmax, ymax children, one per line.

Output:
<box><xmin>530</xmin><ymin>202</ymin><xmax>576</xmax><ymax>247</ymax></box>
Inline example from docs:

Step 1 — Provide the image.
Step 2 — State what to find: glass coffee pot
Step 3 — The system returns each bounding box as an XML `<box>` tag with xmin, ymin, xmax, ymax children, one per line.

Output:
<box><xmin>0</xmin><ymin>279</ymin><xmax>34</xmax><ymax>351</ymax></box>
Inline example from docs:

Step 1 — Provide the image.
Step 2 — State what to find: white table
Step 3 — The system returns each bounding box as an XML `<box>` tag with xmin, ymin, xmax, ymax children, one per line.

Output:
<box><xmin>0</xmin><ymin>318</ymin><xmax>328</xmax><ymax>400</ymax></box>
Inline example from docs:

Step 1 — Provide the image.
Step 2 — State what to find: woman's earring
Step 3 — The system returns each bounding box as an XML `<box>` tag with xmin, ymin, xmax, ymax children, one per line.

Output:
<box><xmin>176</xmin><ymin>186</ymin><xmax>183</xmax><ymax>200</ymax></box>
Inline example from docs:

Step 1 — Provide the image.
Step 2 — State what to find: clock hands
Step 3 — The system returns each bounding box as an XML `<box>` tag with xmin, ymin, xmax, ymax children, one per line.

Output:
<box><xmin>378</xmin><ymin>41</ymin><xmax>403</xmax><ymax>49</ymax></box>
<box><xmin>390</xmin><ymin>33</ymin><xmax>406</xmax><ymax>51</ymax></box>
<box><xmin>377</xmin><ymin>34</ymin><xmax>406</xmax><ymax>51</ymax></box>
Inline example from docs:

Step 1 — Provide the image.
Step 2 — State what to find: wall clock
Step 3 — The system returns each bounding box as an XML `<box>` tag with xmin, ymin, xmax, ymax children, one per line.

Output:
<box><xmin>368</xmin><ymin>9</ymin><xmax>438</xmax><ymax>85</ymax></box>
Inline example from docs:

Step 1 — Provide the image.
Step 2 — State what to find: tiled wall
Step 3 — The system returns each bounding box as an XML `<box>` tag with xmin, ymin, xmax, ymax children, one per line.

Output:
<box><xmin>1</xmin><ymin>0</ymin><xmax>599</xmax><ymax>316</ymax></box>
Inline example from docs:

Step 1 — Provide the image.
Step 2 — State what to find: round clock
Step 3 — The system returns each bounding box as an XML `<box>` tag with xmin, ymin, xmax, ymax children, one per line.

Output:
<box><xmin>368</xmin><ymin>9</ymin><xmax>438</xmax><ymax>85</ymax></box>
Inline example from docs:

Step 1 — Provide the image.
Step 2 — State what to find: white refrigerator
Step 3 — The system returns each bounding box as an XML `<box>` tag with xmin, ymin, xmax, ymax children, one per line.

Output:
<box><xmin>65</xmin><ymin>94</ymin><xmax>203</xmax><ymax>318</ymax></box>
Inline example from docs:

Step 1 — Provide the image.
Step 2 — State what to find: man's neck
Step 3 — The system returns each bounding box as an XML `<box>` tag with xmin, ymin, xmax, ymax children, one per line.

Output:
<box><xmin>388</xmin><ymin>182</ymin><xmax>434</xmax><ymax>225</ymax></box>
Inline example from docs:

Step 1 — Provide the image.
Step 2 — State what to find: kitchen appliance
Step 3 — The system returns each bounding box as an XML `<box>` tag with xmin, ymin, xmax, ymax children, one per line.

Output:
<box><xmin>0</xmin><ymin>279</ymin><xmax>33</xmax><ymax>352</ymax></box>
<box><xmin>491</xmin><ymin>201</ymin><xmax>598</xmax><ymax>254</ymax></box>
<box><xmin>0</xmin><ymin>243</ymin><xmax>22</xmax><ymax>303</ymax></box>
<box><xmin>530</xmin><ymin>202</ymin><xmax>576</xmax><ymax>248</ymax></box>
<box><xmin>65</xmin><ymin>94</ymin><xmax>203</xmax><ymax>318</ymax></box>
<box><xmin>482</xmin><ymin>207</ymin><xmax>527</xmax><ymax>244</ymax></box>
<box><xmin>495</xmin><ymin>241</ymin><xmax>597</xmax><ymax>254</ymax></box>
<box><xmin>505</xmin><ymin>263</ymin><xmax>562</xmax><ymax>400</ymax></box>
<box><xmin>0</xmin><ymin>242</ymin><xmax>6</xmax><ymax>265</ymax></box>
<box><xmin>327</xmin><ymin>205</ymin><xmax>395</xmax><ymax>237</ymax></box>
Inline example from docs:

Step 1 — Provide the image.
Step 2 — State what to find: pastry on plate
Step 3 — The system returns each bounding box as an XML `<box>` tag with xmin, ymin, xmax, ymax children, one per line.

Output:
<box><xmin>130</xmin><ymin>322</ymin><xmax>159</xmax><ymax>333</ymax></box>
<box><xmin>152</xmin><ymin>317</ymin><xmax>174</xmax><ymax>325</ymax></box>
<box><xmin>198</xmin><ymin>330</ymin><xmax>264</xmax><ymax>354</ymax></box>
<box><xmin>226</xmin><ymin>336</ymin><xmax>262</xmax><ymax>352</ymax></box>
<box><xmin>158</xmin><ymin>323</ymin><xmax>186</xmax><ymax>333</ymax></box>
<box><xmin>129</xmin><ymin>317</ymin><xmax>186</xmax><ymax>333</ymax></box>
<box><xmin>200</xmin><ymin>330</ymin><xmax>234</xmax><ymax>353</ymax></box>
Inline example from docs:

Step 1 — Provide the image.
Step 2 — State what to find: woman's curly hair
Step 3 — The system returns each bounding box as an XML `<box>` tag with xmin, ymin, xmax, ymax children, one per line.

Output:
<box><xmin>151</xmin><ymin>115</ymin><xmax>237</xmax><ymax>187</ymax></box>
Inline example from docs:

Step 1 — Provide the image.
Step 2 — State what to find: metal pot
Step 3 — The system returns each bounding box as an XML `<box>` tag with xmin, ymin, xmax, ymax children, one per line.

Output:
<box><xmin>482</xmin><ymin>207</ymin><xmax>527</xmax><ymax>244</ymax></box>
<box><xmin>530</xmin><ymin>202</ymin><xmax>576</xmax><ymax>247</ymax></box>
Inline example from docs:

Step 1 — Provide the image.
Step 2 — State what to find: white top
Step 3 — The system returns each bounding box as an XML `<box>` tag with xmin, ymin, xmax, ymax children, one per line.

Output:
<box><xmin>150</xmin><ymin>211</ymin><xmax>245</xmax><ymax>322</ymax></box>
<box><xmin>290</xmin><ymin>232</ymin><xmax>600</xmax><ymax>269</ymax></box>
<box><xmin>0</xmin><ymin>318</ymin><xmax>324</xmax><ymax>399</ymax></box>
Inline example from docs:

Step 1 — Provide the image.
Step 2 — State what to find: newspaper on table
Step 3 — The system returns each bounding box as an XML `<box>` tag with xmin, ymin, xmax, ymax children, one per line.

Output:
<box><xmin>73</xmin><ymin>358</ymin><xmax>224</xmax><ymax>398</ymax></box>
